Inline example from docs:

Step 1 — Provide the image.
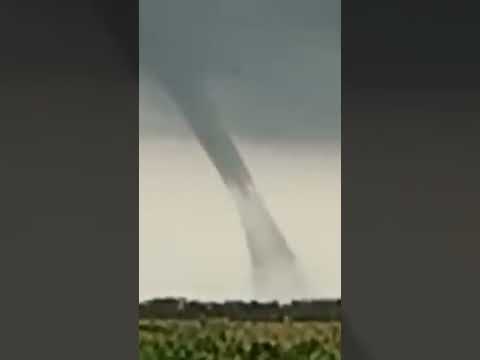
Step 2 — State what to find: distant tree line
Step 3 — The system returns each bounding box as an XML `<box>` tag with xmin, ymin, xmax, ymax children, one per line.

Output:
<box><xmin>139</xmin><ymin>298</ymin><xmax>341</xmax><ymax>322</ymax></box>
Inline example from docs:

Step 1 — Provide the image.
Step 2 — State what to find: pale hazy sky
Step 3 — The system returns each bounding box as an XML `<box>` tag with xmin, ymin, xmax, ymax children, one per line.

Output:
<box><xmin>139</xmin><ymin>0</ymin><xmax>340</xmax><ymax>302</ymax></box>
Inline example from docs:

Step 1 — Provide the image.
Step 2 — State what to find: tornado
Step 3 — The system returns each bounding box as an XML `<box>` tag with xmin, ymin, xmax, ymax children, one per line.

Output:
<box><xmin>162</xmin><ymin>79</ymin><xmax>307</xmax><ymax>302</ymax></box>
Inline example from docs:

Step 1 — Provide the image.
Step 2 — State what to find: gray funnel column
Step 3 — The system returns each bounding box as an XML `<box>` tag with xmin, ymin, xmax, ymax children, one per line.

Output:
<box><xmin>164</xmin><ymin>81</ymin><xmax>306</xmax><ymax>301</ymax></box>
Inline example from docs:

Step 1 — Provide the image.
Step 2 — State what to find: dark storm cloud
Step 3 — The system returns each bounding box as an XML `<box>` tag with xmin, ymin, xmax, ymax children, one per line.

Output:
<box><xmin>140</xmin><ymin>0</ymin><xmax>340</xmax><ymax>143</ymax></box>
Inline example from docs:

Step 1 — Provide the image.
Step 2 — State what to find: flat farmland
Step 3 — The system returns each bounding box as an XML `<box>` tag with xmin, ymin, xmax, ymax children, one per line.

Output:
<box><xmin>139</xmin><ymin>299</ymin><xmax>341</xmax><ymax>359</ymax></box>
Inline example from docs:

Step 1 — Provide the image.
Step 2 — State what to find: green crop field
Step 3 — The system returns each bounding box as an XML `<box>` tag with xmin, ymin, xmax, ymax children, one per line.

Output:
<box><xmin>139</xmin><ymin>319</ymin><xmax>341</xmax><ymax>359</ymax></box>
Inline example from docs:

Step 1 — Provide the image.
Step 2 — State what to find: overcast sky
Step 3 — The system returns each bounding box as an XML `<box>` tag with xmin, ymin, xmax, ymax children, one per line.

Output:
<box><xmin>139</xmin><ymin>0</ymin><xmax>340</xmax><ymax>302</ymax></box>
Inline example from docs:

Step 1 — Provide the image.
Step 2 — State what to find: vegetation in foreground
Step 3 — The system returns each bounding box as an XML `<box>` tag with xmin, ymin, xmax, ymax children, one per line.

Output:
<box><xmin>139</xmin><ymin>319</ymin><xmax>341</xmax><ymax>359</ymax></box>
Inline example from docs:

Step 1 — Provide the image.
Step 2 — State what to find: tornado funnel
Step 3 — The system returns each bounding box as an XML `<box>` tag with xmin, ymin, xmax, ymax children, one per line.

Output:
<box><xmin>164</xmin><ymin>81</ymin><xmax>307</xmax><ymax>301</ymax></box>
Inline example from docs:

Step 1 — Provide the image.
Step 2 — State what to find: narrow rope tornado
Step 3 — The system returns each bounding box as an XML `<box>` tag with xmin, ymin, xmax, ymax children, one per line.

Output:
<box><xmin>163</xmin><ymin>80</ymin><xmax>307</xmax><ymax>302</ymax></box>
